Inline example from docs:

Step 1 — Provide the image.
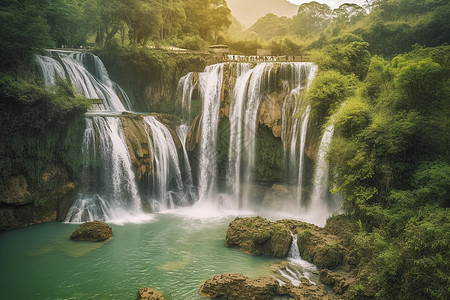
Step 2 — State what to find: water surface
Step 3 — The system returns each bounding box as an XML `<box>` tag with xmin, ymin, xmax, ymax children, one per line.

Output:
<box><xmin>0</xmin><ymin>212</ymin><xmax>280</xmax><ymax>300</ymax></box>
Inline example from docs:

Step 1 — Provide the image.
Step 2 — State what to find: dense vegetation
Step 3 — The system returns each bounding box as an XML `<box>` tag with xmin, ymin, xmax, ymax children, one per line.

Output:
<box><xmin>306</xmin><ymin>42</ymin><xmax>449</xmax><ymax>299</ymax></box>
<box><xmin>232</xmin><ymin>0</ymin><xmax>449</xmax><ymax>56</ymax></box>
<box><xmin>0</xmin><ymin>1</ymin><xmax>91</xmax><ymax>206</ymax></box>
<box><xmin>0</xmin><ymin>0</ymin><xmax>449</xmax><ymax>298</ymax></box>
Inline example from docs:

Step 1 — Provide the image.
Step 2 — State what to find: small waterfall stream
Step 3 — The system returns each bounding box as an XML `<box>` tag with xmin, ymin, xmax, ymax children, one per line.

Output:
<box><xmin>307</xmin><ymin>124</ymin><xmax>335</xmax><ymax>226</ymax></box>
<box><xmin>177</xmin><ymin>72</ymin><xmax>195</xmax><ymax>123</ymax></box>
<box><xmin>275</xmin><ymin>231</ymin><xmax>318</xmax><ymax>286</ymax></box>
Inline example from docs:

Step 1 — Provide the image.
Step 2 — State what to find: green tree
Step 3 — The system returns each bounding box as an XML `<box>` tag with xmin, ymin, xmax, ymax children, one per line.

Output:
<box><xmin>248</xmin><ymin>13</ymin><xmax>292</xmax><ymax>41</ymax></box>
<box><xmin>159</xmin><ymin>0</ymin><xmax>186</xmax><ymax>40</ymax></box>
<box><xmin>183</xmin><ymin>0</ymin><xmax>231</xmax><ymax>42</ymax></box>
<box><xmin>0</xmin><ymin>0</ymin><xmax>52</xmax><ymax>69</ymax></box>
<box><xmin>292</xmin><ymin>1</ymin><xmax>332</xmax><ymax>37</ymax></box>
<box><xmin>46</xmin><ymin>0</ymin><xmax>87</xmax><ymax>48</ymax></box>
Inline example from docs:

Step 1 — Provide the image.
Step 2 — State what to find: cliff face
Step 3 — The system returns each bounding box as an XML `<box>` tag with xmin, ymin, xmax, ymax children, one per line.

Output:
<box><xmin>0</xmin><ymin>164</ymin><xmax>78</xmax><ymax>231</ymax></box>
<box><xmin>183</xmin><ymin>63</ymin><xmax>318</xmax><ymax>182</ymax></box>
<box><xmin>119</xmin><ymin>113</ymin><xmax>182</xmax><ymax>185</ymax></box>
<box><xmin>97</xmin><ymin>49</ymin><xmax>212</xmax><ymax>113</ymax></box>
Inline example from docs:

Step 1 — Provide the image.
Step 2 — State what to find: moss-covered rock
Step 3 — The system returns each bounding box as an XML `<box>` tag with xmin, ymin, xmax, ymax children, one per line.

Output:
<box><xmin>199</xmin><ymin>273</ymin><xmax>332</xmax><ymax>300</ymax></box>
<box><xmin>281</xmin><ymin>219</ymin><xmax>345</xmax><ymax>270</ymax></box>
<box><xmin>198</xmin><ymin>274</ymin><xmax>280</xmax><ymax>300</ymax></box>
<box><xmin>70</xmin><ymin>221</ymin><xmax>112</xmax><ymax>241</ymax></box>
<box><xmin>225</xmin><ymin>216</ymin><xmax>292</xmax><ymax>257</ymax></box>
<box><xmin>319</xmin><ymin>269</ymin><xmax>353</xmax><ymax>295</ymax></box>
<box><xmin>136</xmin><ymin>287</ymin><xmax>165</xmax><ymax>300</ymax></box>
<box><xmin>226</xmin><ymin>216</ymin><xmax>346</xmax><ymax>270</ymax></box>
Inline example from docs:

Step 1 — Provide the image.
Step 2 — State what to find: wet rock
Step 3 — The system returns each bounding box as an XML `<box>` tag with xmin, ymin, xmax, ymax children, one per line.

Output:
<box><xmin>226</xmin><ymin>217</ymin><xmax>345</xmax><ymax>270</ymax></box>
<box><xmin>280</xmin><ymin>220</ymin><xmax>345</xmax><ymax>270</ymax></box>
<box><xmin>319</xmin><ymin>269</ymin><xmax>352</xmax><ymax>295</ymax></box>
<box><xmin>70</xmin><ymin>221</ymin><xmax>112</xmax><ymax>241</ymax></box>
<box><xmin>199</xmin><ymin>273</ymin><xmax>333</xmax><ymax>300</ymax></box>
<box><xmin>225</xmin><ymin>216</ymin><xmax>292</xmax><ymax>258</ymax></box>
<box><xmin>136</xmin><ymin>287</ymin><xmax>165</xmax><ymax>300</ymax></box>
<box><xmin>278</xmin><ymin>282</ymin><xmax>332</xmax><ymax>300</ymax></box>
<box><xmin>198</xmin><ymin>273</ymin><xmax>279</xmax><ymax>300</ymax></box>
<box><xmin>262</xmin><ymin>184</ymin><xmax>296</xmax><ymax>210</ymax></box>
<box><xmin>0</xmin><ymin>175</ymin><xmax>31</xmax><ymax>205</ymax></box>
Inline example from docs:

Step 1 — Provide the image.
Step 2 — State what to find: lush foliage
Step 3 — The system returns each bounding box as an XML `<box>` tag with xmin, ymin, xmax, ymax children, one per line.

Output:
<box><xmin>317</xmin><ymin>44</ymin><xmax>450</xmax><ymax>299</ymax></box>
<box><xmin>0</xmin><ymin>71</ymin><xmax>90</xmax><ymax>205</ymax></box>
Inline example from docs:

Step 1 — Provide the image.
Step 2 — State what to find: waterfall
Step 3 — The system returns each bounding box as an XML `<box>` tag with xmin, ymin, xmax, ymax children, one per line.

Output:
<box><xmin>242</xmin><ymin>63</ymin><xmax>269</xmax><ymax>181</ymax></box>
<box><xmin>65</xmin><ymin>117</ymin><xmax>142</xmax><ymax>223</ymax></box>
<box><xmin>35</xmin><ymin>49</ymin><xmax>338</xmax><ymax>224</ymax></box>
<box><xmin>177</xmin><ymin>72</ymin><xmax>195</xmax><ymax>123</ymax></box>
<box><xmin>37</xmin><ymin>50</ymin><xmax>150</xmax><ymax>223</ymax></box>
<box><xmin>227</xmin><ymin>63</ymin><xmax>252</xmax><ymax>206</ymax></box>
<box><xmin>176</xmin><ymin>124</ymin><xmax>196</xmax><ymax>205</ymax></box>
<box><xmin>176</xmin><ymin>62</ymin><xmax>320</xmax><ymax>214</ymax></box>
<box><xmin>144</xmin><ymin>116</ymin><xmax>186</xmax><ymax>211</ymax></box>
<box><xmin>281</xmin><ymin>64</ymin><xmax>317</xmax><ymax>180</ymax></box>
<box><xmin>307</xmin><ymin>125</ymin><xmax>335</xmax><ymax>226</ymax></box>
<box><xmin>279</xmin><ymin>231</ymin><xmax>317</xmax><ymax>285</ymax></box>
<box><xmin>296</xmin><ymin>106</ymin><xmax>311</xmax><ymax>208</ymax></box>
<box><xmin>36</xmin><ymin>50</ymin><xmax>131</xmax><ymax>111</ymax></box>
<box><xmin>35</xmin><ymin>55</ymin><xmax>66</xmax><ymax>86</ymax></box>
<box><xmin>197</xmin><ymin>64</ymin><xmax>225</xmax><ymax>203</ymax></box>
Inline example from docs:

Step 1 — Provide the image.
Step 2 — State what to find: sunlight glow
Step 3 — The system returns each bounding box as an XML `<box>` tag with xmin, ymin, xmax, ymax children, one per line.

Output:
<box><xmin>287</xmin><ymin>0</ymin><xmax>366</xmax><ymax>9</ymax></box>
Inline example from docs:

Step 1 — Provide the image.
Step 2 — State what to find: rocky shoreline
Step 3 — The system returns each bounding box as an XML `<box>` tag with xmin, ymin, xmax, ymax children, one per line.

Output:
<box><xmin>199</xmin><ymin>216</ymin><xmax>358</xmax><ymax>299</ymax></box>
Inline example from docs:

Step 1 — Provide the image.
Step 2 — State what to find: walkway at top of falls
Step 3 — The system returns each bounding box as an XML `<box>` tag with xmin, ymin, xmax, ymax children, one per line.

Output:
<box><xmin>52</xmin><ymin>47</ymin><xmax>311</xmax><ymax>63</ymax></box>
<box><xmin>220</xmin><ymin>54</ymin><xmax>310</xmax><ymax>63</ymax></box>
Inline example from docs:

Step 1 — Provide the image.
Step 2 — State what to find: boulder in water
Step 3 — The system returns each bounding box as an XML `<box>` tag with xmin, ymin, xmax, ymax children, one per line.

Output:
<box><xmin>70</xmin><ymin>221</ymin><xmax>112</xmax><ymax>241</ymax></box>
<box><xmin>136</xmin><ymin>287</ymin><xmax>165</xmax><ymax>300</ymax></box>
<box><xmin>225</xmin><ymin>216</ymin><xmax>291</xmax><ymax>257</ymax></box>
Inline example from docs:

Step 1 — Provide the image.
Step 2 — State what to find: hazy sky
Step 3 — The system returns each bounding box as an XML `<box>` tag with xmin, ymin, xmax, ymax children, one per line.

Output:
<box><xmin>227</xmin><ymin>0</ymin><xmax>367</xmax><ymax>28</ymax></box>
<box><xmin>286</xmin><ymin>0</ymin><xmax>366</xmax><ymax>8</ymax></box>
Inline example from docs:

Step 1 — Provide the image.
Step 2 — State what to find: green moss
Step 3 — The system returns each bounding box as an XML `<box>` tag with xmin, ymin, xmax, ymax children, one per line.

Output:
<box><xmin>217</xmin><ymin>118</ymin><xmax>230</xmax><ymax>172</ymax></box>
<box><xmin>254</xmin><ymin>125</ymin><xmax>284</xmax><ymax>181</ymax></box>
<box><xmin>0</xmin><ymin>70</ymin><xmax>89</xmax><ymax>206</ymax></box>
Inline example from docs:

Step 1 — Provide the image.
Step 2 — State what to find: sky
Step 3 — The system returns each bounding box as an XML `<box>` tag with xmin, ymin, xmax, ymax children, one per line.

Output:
<box><xmin>286</xmin><ymin>0</ymin><xmax>366</xmax><ymax>9</ymax></box>
<box><xmin>227</xmin><ymin>0</ymin><xmax>367</xmax><ymax>28</ymax></box>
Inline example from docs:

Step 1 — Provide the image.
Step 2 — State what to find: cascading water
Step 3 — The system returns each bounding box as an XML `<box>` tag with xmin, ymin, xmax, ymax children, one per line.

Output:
<box><xmin>226</xmin><ymin>62</ymin><xmax>318</xmax><ymax>209</ymax></box>
<box><xmin>276</xmin><ymin>231</ymin><xmax>317</xmax><ymax>286</ymax></box>
<box><xmin>36</xmin><ymin>50</ymin><xmax>148</xmax><ymax>223</ymax></box>
<box><xmin>37</xmin><ymin>50</ymin><xmax>131</xmax><ymax>111</ymax></box>
<box><xmin>197</xmin><ymin>64</ymin><xmax>225</xmax><ymax>203</ymax></box>
<box><xmin>176</xmin><ymin>124</ymin><xmax>194</xmax><ymax>192</ymax></box>
<box><xmin>177</xmin><ymin>62</ymin><xmax>330</xmax><ymax>220</ymax></box>
<box><xmin>65</xmin><ymin>116</ymin><xmax>142</xmax><ymax>222</ymax></box>
<box><xmin>296</xmin><ymin>106</ymin><xmax>311</xmax><ymax>208</ymax></box>
<box><xmin>36</xmin><ymin>49</ymin><xmax>337</xmax><ymax>225</ymax></box>
<box><xmin>281</xmin><ymin>63</ymin><xmax>318</xmax><ymax>192</ymax></box>
<box><xmin>177</xmin><ymin>72</ymin><xmax>195</xmax><ymax>123</ymax></box>
<box><xmin>144</xmin><ymin>116</ymin><xmax>186</xmax><ymax>210</ymax></box>
<box><xmin>307</xmin><ymin>124</ymin><xmax>335</xmax><ymax>226</ymax></box>
<box><xmin>227</xmin><ymin>63</ymin><xmax>252</xmax><ymax>206</ymax></box>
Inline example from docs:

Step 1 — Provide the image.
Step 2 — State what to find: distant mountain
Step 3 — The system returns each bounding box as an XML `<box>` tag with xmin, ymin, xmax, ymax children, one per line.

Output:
<box><xmin>227</xmin><ymin>0</ymin><xmax>299</xmax><ymax>28</ymax></box>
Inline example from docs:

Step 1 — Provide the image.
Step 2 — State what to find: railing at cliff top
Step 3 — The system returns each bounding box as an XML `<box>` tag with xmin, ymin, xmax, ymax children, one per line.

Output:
<box><xmin>221</xmin><ymin>55</ymin><xmax>311</xmax><ymax>63</ymax></box>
